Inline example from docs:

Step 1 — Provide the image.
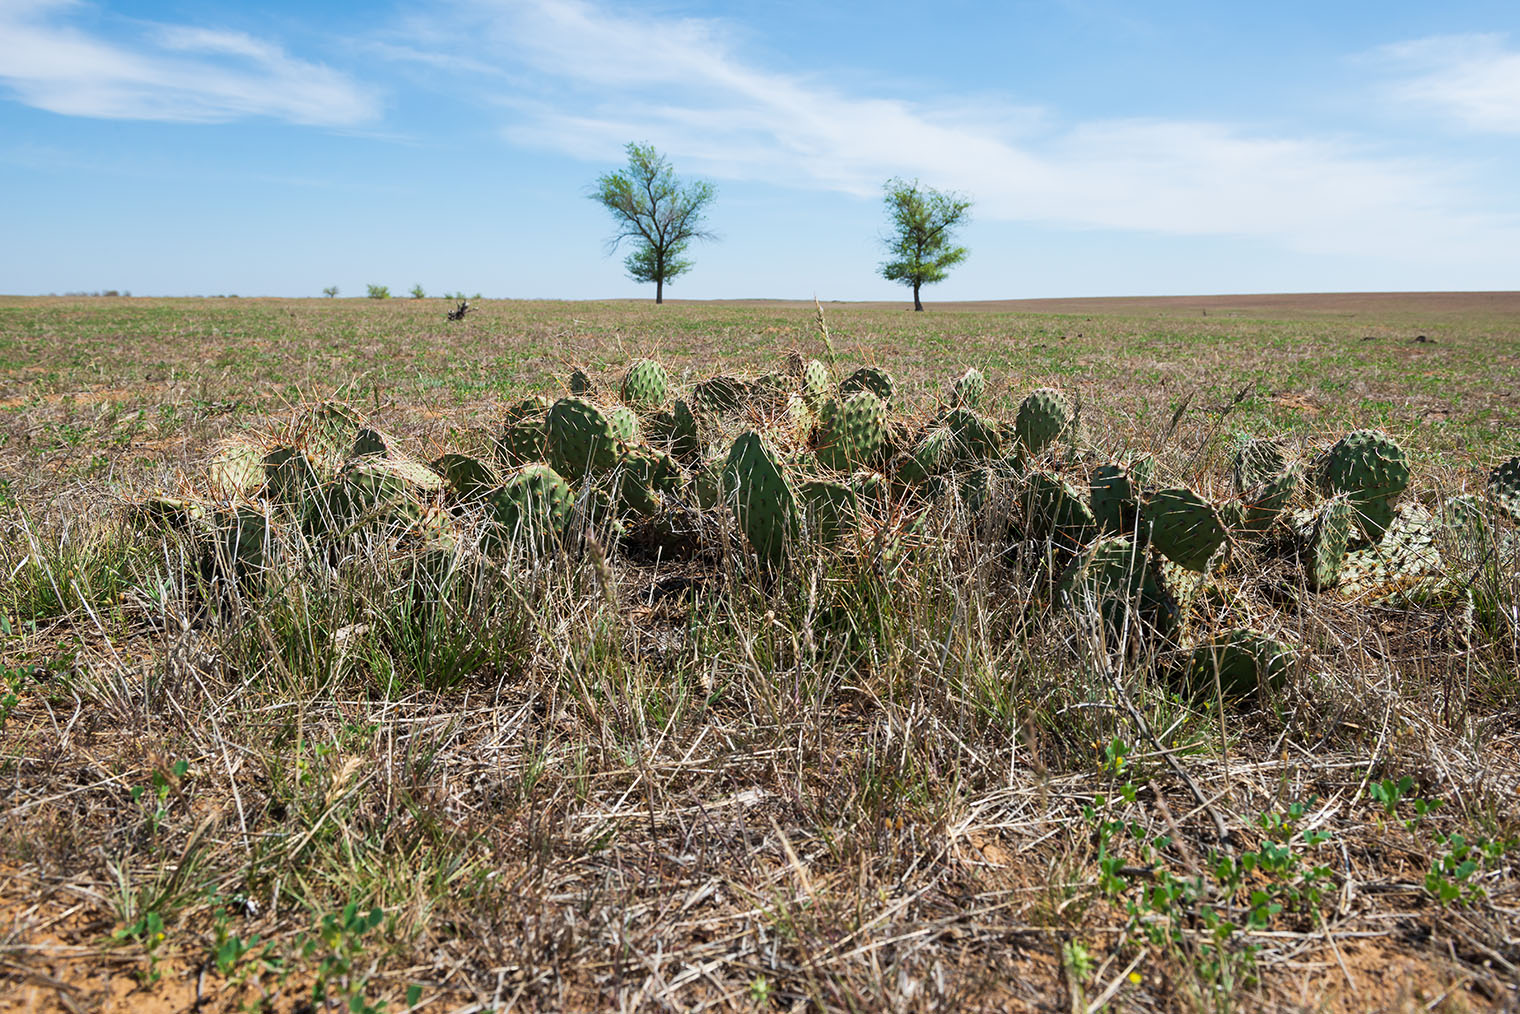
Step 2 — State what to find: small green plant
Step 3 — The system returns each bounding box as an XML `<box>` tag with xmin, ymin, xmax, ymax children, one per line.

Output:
<box><xmin>1367</xmin><ymin>775</ymin><xmax>1415</xmax><ymax>816</ymax></box>
<box><xmin>303</xmin><ymin>901</ymin><xmax>387</xmax><ymax>1011</ymax></box>
<box><xmin>131</xmin><ymin>758</ymin><xmax>189</xmax><ymax>835</ymax></box>
<box><xmin>1425</xmin><ymin>833</ymin><xmax>1515</xmax><ymax>907</ymax></box>
<box><xmin>322</xmin><ymin>285</ymin><xmax>340</xmax><ymax>298</ymax></box>
<box><xmin>113</xmin><ymin>909</ymin><xmax>167</xmax><ymax>982</ymax></box>
<box><xmin>366</xmin><ymin>284</ymin><xmax>391</xmax><ymax>300</ymax></box>
<box><xmin>0</xmin><ymin>664</ymin><xmax>24</xmax><ymax>731</ymax></box>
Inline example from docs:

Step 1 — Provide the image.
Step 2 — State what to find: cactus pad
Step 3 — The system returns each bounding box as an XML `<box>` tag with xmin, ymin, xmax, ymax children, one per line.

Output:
<box><xmin>1014</xmin><ymin>388</ymin><xmax>1074</xmax><ymax>456</ymax></box>
<box><xmin>620</xmin><ymin>358</ymin><xmax>669</xmax><ymax>410</ymax></box>
<box><xmin>1142</xmin><ymin>488</ymin><xmax>1227</xmax><ymax>572</ymax></box>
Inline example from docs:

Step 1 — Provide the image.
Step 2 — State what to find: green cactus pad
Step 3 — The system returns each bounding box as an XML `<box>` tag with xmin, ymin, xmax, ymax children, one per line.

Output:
<box><xmin>209</xmin><ymin>443</ymin><xmax>267</xmax><ymax>498</ymax></box>
<box><xmin>605</xmin><ymin>405</ymin><xmax>641</xmax><ymax>444</ymax></box>
<box><xmin>1055</xmin><ymin>536</ymin><xmax>1144</xmax><ymax>612</ymax></box>
<box><xmin>484</xmin><ymin>463</ymin><xmax>574</xmax><ymax>551</ymax></box>
<box><xmin>1487</xmin><ymin>454</ymin><xmax>1520</xmax><ymax>524</ymax></box>
<box><xmin>1142</xmin><ymin>488</ymin><xmax>1227</xmax><ymax>572</ymax></box>
<box><xmin>723</xmin><ymin>431</ymin><xmax>797</xmax><ymax>566</ymax></box>
<box><xmin>1022</xmin><ymin>470</ymin><xmax>1098</xmax><ymax>548</ymax></box>
<box><xmin>800</xmin><ymin>359</ymin><xmax>832</xmax><ymax>408</ymax></box>
<box><xmin>945</xmin><ymin>408</ymin><xmax>1001</xmax><ymax>463</ymax></box>
<box><xmin>785</xmin><ymin>392</ymin><xmax>816</xmax><ymax>440</ymax></box>
<box><xmin>839</xmin><ymin>366</ymin><xmax>894</xmax><ymax>405</ymax></box>
<box><xmin>496</xmin><ymin>415</ymin><xmax>546</xmax><ymax>466</ymax></box>
<box><xmin>568</xmin><ymin>368</ymin><xmax>595</xmax><ymax>395</ymax></box>
<box><xmin>1237</xmin><ymin>465</ymin><xmax>1300</xmax><ymax>537</ymax></box>
<box><xmin>620</xmin><ymin>358</ymin><xmax>670</xmax><ymax>410</ymax></box>
<box><xmin>1231</xmin><ymin>437</ymin><xmax>1288</xmax><ymax>494</ymax></box>
<box><xmin>610</xmin><ymin>445</ymin><xmax>679</xmax><ymax>518</ymax></box>
<box><xmin>1014</xmin><ymin>388</ymin><xmax>1074</xmax><ymax>457</ymax></box>
<box><xmin>545</xmin><ymin>397</ymin><xmax>620</xmax><ymax>479</ymax></box>
<box><xmin>1185</xmin><ymin>629</ymin><xmax>1294</xmax><ymax>701</ymax></box>
<box><xmin>1302</xmin><ymin>496</ymin><xmax>1353</xmax><ymax>591</ymax></box>
<box><xmin>432</xmin><ymin>453</ymin><xmax>501</xmax><ymax>500</ymax></box>
<box><xmin>1313</xmin><ymin>429</ymin><xmax>1410</xmax><ymax>543</ymax></box>
<box><xmin>1089</xmin><ymin>463</ymin><xmax>1140</xmax><ymax>536</ymax></box>
<box><xmin>949</xmin><ymin>367</ymin><xmax>987</xmax><ymax>409</ymax></box>
<box><xmin>798</xmin><ymin>478</ymin><xmax>860</xmax><ymax>544</ymax></box>
<box><xmin>814</xmin><ymin>391</ymin><xmax>888</xmax><ymax>472</ymax></box>
<box><xmin>693</xmin><ymin>375</ymin><xmax>751</xmax><ymax>416</ymax></box>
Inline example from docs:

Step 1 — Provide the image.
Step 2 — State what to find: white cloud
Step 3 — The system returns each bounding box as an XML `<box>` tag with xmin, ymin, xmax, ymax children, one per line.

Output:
<box><xmin>1374</xmin><ymin>33</ymin><xmax>1520</xmax><ymax>135</ymax></box>
<box><xmin>390</xmin><ymin>0</ymin><xmax>1519</xmax><ymax>264</ymax></box>
<box><xmin>0</xmin><ymin>0</ymin><xmax>378</xmax><ymax>125</ymax></box>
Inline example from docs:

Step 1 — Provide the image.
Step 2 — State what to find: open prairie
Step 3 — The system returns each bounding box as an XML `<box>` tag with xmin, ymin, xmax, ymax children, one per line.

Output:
<box><xmin>1</xmin><ymin>294</ymin><xmax>1518</xmax><ymax>1013</ymax></box>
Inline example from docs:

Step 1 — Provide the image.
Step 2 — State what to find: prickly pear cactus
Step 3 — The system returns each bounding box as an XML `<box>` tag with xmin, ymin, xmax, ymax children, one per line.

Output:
<box><xmin>945</xmin><ymin>408</ymin><xmax>1001</xmax><ymax>463</ymax></box>
<box><xmin>1014</xmin><ymin>388</ymin><xmax>1074</xmax><ymax>457</ymax></box>
<box><xmin>814</xmin><ymin>391</ymin><xmax>888</xmax><ymax>472</ymax></box>
<box><xmin>1231</xmin><ymin>437</ymin><xmax>1287</xmax><ymax>494</ymax></box>
<box><xmin>798</xmin><ymin>478</ymin><xmax>860</xmax><ymax>545</ymax></box>
<box><xmin>801</xmin><ymin>359</ymin><xmax>832</xmax><ymax>408</ymax></box>
<box><xmin>485</xmin><ymin>463</ymin><xmax>574</xmax><ymax>551</ymax></box>
<box><xmin>432</xmin><ymin>453</ymin><xmax>501</xmax><ymax>500</ymax></box>
<box><xmin>606</xmin><ymin>405</ymin><xmax>640</xmax><ymax>445</ymax></box>
<box><xmin>568</xmin><ymin>368</ymin><xmax>595</xmax><ymax>395</ymax></box>
<box><xmin>545</xmin><ymin>397</ymin><xmax>620</xmax><ymax>479</ymax></box>
<box><xmin>1142</xmin><ymin>488</ymin><xmax>1227</xmax><ymax>572</ymax></box>
<box><xmin>1313</xmin><ymin>429</ymin><xmax>1409</xmax><ymax>543</ymax></box>
<box><xmin>497</xmin><ymin>416</ymin><xmax>546</xmax><ymax>467</ymax></box>
<box><xmin>1090</xmin><ymin>463</ymin><xmax>1140</xmax><ymax>537</ymax></box>
<box><xmin>1055</xmin><ymin>536</ymin><xmax>1143</xmax><ymax>611</ymax></box>
<box><xmin>209</xmin><ymin>443</ymin><xmax>267</xmax><ymax>498</ymax></box>
<box><xmin>785</xmin><ymin>393</ymin><xmax>815</xmax><ymax>440</ymax></box>
<box><xmin>620</xmin><ymin>358</ymin><xmax>670</xmax><ymax>410</ymax></box>
<box><xmin>327</xmin><ymin>456</ymin><xmax>443</xmax><ymax>531</ymax></box>
<box><xmin>1022</xmin><ymin>470</ymin><xmax>1098</xmax><ymax>548</ymax></box>
<box><xmin>722</xmin><ymin>431</ymin><xmax>797</xmax><ymax>566</ymax></box>
<box><xmin>949</xmin><ymin>367</ymin><xmax>987</xmax><ymax>409</ymax></box>
<box><xmin>693</xmin><ymin>375</ymin><xmax>750</xmax><ymax>416</ymax></box>
<box><xmin>263</xmin><ymin>447</ymin><xmax>323</xmax><ymax>506</ymax></box>
<box><xmin>1489</xmin><ymin>454</ymin><xmax>1520</xmax><ymax>524</ymax></box>
<box><xmin>840</xmin><ymin>366</ymin><xmax>894</xmax><ymax>405</ymax></box>
<box><xmin>353</xmin><ymin>427</ymin><xmax>400</xmax><ymax>458</ymax></box>
<box><xmin>610</xmin><ymin>445</ymin><xmax>679</xmax><ymax>518</ymax></box>
<box><xmin>1237</xmin><ymin>465</ymin><xmax>1300</xmax><ymax>537</ymax></box>
<box><xmin>1185</xmin><ymin>629</ymin><xmax>1294</xmax><ymax>701</ymax></box>
<box><xmin>1301</xmin><ymin>496</ymin><xmax>1353</xmax><ymax>591</ymax></box>
<box><xmin>504</xmin><ymin>395</ymin><xmax>551</xmax><ymax>425</ymax></box>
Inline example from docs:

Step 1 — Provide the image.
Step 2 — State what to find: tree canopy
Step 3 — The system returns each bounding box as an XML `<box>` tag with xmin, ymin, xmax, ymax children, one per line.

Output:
<box><xmin>879</xmin><ymin>178</ymin><xmax>972</xmax><ymax>311</ymax></box>
<box><xmin>590</xmin><ymin>143</ymin><xmax>716</xmax><ymax>304</ymax></box>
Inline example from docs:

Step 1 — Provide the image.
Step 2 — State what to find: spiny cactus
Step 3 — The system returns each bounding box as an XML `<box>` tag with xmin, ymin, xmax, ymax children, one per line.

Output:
<box><xmin>545</xmin><ymin>397</ymin><xmax>620</xmax><ymax>479</ymax></box>
<box><xmin>606</xmin><ymin>405</ymin><xmax>641</xmax><ymax>444</ymax></box>
<box><xmin>1056</xmin><ymin>535</ymin><xmax>1143</xmax><ymax>612</ymax></box>
<box><xmin>568</xmin><ymin>367</ymin><xmax>595</xmax><ymax>395</ymax></box>
<box><xmin>1014</xmin><ymin>388</ymin><xmax>1074</xmax><ymax>457</ymax></box>
<box><xmin>1022</xmin><ymin>470</ymin><xmax>1097</xmax><ymax>548</ymax></box>
<box><xmin>693</xmin><ymin>375</ymin><xmax>750</xmax><ymax>416</ymax></box>
<box><xmin>1231</xmin><ymin>437</ymin><xmax>1287</xmax><ymax>494</ymax></box>
<box><xmin>840</xmin><ymin>366</ymin><xmax>894</xmax><ymax>405</ymax></box>
<box><xmin>814</xmin><ymin>391</ymin><xmax>888</xmax><ymax>472</ymax></box>
<box><xmin>1090</xmin><ymin>463</ymin><xmax>1141</xmax><ymax>537</ymax></box>
<box><xmin>497</xmin><ymin>415</ymin><xmax>546</xmax><ymax>466</ymax></box>
<box><xmin>620</xmin><ymin>358</ymin><xmax>669</xmax><ymax>410</ymax></box>
<box><xmin>723</xmin><ymin>431</ymin><xmax>797</xmax><ymax>566</ymax></box>
<box><xmin>798</xmin><ymin>478</ymin><xmax>860</xmax><ymax>544</ymax></box>
<box><xmin>1300</xmin><ymin>496</ymin><xmax>1353</xmax><ymax>591</ymax></box>
<box><xmin>949</xmin><ymin>367</ymin><xmax>987</xmax><ymax>410</ymax></box>
<box><xmin>209</xmin><ymin>443</ymin><xmax>266</xmax><ymax>498</ymax></box>
<box><xmin>1313</xmin><ymin>429</ymin><xmax>1409</xmax><ymax>543</ymax></box>
<box><xmin>1489</xmin><ymin>454</ymin><xmax>1520</xmax><ymax>524</ymax></box>
<box><xmin>785</xmin><ymin>393</ymin><xmax>815</xmax><ymax>440</ymax></box>
<box><xmin>504</xmin><ymin>394</ymin><xmax>551</xmax><ymax>425</ymax></box>
<box><xmin>1142</xmin><ymin>488</ymin><xmax>1227</xmax><ymax>572</ymax></box>
<box><xmin>801</xmin><ymin>359</ymin><xmax>832</xmax><ymax>408</ymax></box>
<box><xmin>432</xmin><ymin>453</ymin><xmax>500</xmax><ymax>500</ymax></box>
<box><xmin>1185</xmin><ymin>629</ymin><xmax>1294</xmax><ymax>701</ymax></box>
<box><xmin>610</xmin><ymin>445</ymin><xmax>679</xmax><ymax>518</ymax></box>
<box><xmin>944</xmin><ymin>407</ymin><xmax>1001</xmax><ymax>463</ymax></box>
<box><xmin>485</xmin><ymin>463</ymin><xmax>574</xmax><ymax>551</ymax></box>
<box><xmin>1237</xmin><ymin>465</ymin><xmax>1300</xmax><ymax>538</ymax></box>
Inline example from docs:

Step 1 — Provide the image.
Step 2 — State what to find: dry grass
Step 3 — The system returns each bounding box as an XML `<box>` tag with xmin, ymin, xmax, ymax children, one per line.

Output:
<box><xmin>0</xmin><ymin>296</ymin><xmax>1517</xmax><ymax>1013</ymax></box>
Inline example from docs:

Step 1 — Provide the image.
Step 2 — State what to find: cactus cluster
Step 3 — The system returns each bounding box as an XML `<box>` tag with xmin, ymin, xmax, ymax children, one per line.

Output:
<box><xmin>132</xmin><ymin>354</ymin><xmax>1519</xmax><ymax>707</ymax></box>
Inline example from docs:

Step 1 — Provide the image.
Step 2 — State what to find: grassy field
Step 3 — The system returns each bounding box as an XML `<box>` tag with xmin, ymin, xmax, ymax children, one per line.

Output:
<box><xmin>1</xmin><ymin>294</ymin><xmax>1518</xmax><ymax>1013</ymax></box>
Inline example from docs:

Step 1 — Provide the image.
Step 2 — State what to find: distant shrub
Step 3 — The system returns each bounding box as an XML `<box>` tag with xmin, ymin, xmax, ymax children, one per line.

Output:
<box><xmin>323</xmin><ymin>285</ymin><xmax>339</xmax><ymax>298</ymax></box>
<box><xmin>366</xmin><ymin>284</ymin><xmax>391</xmax><ymax>300</ymax></box>
<box><xmin>409</xmin><ymin>284</ymin><xmax>426</xmax><ymax>300</ymax></box>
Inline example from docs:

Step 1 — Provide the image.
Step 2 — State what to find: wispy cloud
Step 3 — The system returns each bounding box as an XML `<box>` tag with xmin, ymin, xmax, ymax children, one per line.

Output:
<box><xmin>0</xmin><ymin>0</ymin><xmax>378</xmax><ymax>125</ymax></box>
<box><xmin>1373</xmin><ymin>33</ymin><xmax>1520</xmax><ymax>135</ymax></box>
<box><xmin>385</xmin><ymin>0</ymin><xmax>1519</xmax><ymax>264</ymax></box>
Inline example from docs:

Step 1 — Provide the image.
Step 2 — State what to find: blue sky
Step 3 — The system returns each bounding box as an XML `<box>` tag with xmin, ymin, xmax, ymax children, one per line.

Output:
<box><xmin>2</xmin><ymin>0</ymin><xmax>1518</xmax><ymax>300</ymax></box>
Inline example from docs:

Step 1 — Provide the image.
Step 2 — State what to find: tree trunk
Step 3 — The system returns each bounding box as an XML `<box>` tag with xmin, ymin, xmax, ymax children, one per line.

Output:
<box><xmin>913</xmin><ymin>280</ymin><xmax>923</xmax><ymax>312</ymax></box>
<box><xmin>656</xmin><ymin>276</ymin><xmax>664</xmax><ymax>304</ymax></box>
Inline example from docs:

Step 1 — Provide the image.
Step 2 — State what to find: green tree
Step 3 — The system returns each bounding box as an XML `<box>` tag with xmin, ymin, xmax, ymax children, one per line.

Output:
<box><xmin>879</xmin><ymin>178</ymin><xmax>971</xmax><ymax>311</ymax></box>
<box><xmin>409</xmin><ymin>283</ymin><xmax>426</xmax><ymax>299</ymax></box>
<box><xmin>365</xmin><ymin>284</ymin><xmax>390</xmax><ymax>300</ymax></box>
<box><xmin>322</xmin><ymin>285</ymin><xmax>339</xmax><ymax>298</ymax></box>
<box><xmin>590</xmin><ymin>142</ymin><xmax>716</xmax><ymax>304</ymax></box>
